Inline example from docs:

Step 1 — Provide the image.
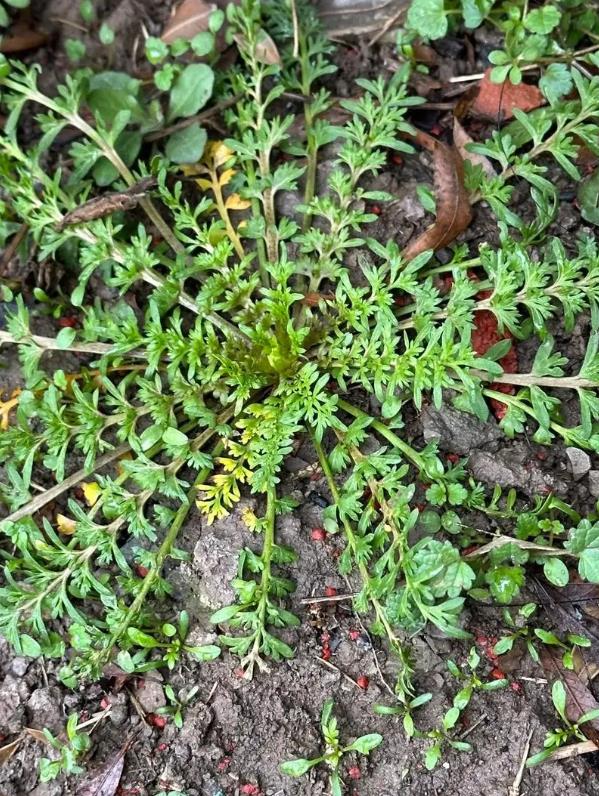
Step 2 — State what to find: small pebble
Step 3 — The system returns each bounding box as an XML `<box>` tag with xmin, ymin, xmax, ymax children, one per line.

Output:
<box><xmin>566</xmin><ymin>447</ymin><xmax>591</xmax><ymax>481</ymax></box>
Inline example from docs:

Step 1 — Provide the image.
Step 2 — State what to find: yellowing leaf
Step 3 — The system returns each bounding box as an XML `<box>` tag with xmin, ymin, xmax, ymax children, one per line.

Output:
<box><xmin>56</xmin><ymin>514</ymin><xmax>77</xmax><ymax>535</ymax></box>
<box><xmin>219</xmin><ymin>168</ymin><xmax>236</xmax><ymax>187</ymax></box>
<box><xmin>0</xmin><ymin>389</ymin><xmax>20</xmax><ymax>430</ymax></box>
<box><xmin>225</xmin><ymin>194</ymin><xmax>250</xmax><ymax>210</ymax></box>
<box><xmin>195</xmin><ymin>177</ymin><xmax>212</xmax><ymax>190</ymax></box>
<box><xmin>82</xmin><ymin>481</ymin><xmax>102</xmax><ymax>507</ymax></box>
<box><xmin>241</xmin><ymin>506</ymin><xmax>258</xmax><ymax>531</ymax></box>
<box><xmin>206</xmin><ymin>141</ymin><xmax>233</xmax><ymax>168</ymax></box>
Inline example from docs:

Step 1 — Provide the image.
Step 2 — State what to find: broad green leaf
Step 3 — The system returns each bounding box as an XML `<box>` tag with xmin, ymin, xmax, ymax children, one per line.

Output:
<box><xmin>345</xmin><ymin>733</ymin><xmax>383</xmax><ymax>755</ymax></box>
<box><xmin>165</xmin><ymin>123</ymin><xmax>207</xmax><ymax>164</ymax></box>
<box><xmin>280</xmin><ymin>758</ymin><xmax>319</xmax><ymax>777</ymax></box>
<box><xmin>524</xmin><ymin>5</ymin><xmax>561</xmax><ymax>34</ymax></box>
<box><xmin>162</xmin><ymin>427</ymin><xmax>189</xmax><ymax>446</ymax></box>
<box><xmin>539</xmin><ymin>63</ymin><xmax>573</xmax><ymax>105</ymax></box>
<box><xmin>168</xmin><ymin>63</ymin><xmax>214</xmax><ymax>121</ymax></box>
<box><xmin>55</xmin><ymin>327</ymin><xmax>76</xmax><ymax>349</ymax></box>
<box><xmin>407</xmin><ymin>0</ymin><xmax>447</xmax><ymax>40</ymax></box>
<box><xmin>543</xmin><ymin>558</ymin><xmax>569</xmax><ymax>588</ymax></box>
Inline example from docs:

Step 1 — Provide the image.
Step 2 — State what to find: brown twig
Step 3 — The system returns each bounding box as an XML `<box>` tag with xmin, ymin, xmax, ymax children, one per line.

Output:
<box><xmin>314</xmin><ymin>655</ymin><xmax>365</xmax><ymax>691</ymax></box>
<box><xmin>0</xmin><ymin>223</ymin><xmax>28</xmax><ymax>272</ymax></box>
<box><xmin>368</xmin><ymin>5</ymin><xmax>406</xmax><ymax>46</ymax></box>
<box><xmin>144</xmin><ymin>95</ymin><xmax>241</xmax><ymax>143</ymax></box>
<box><xmin>508</xmin><ymin>729</ymin><xmax>533</xmax><ymax>796</ymax></box>
<box><xmin>300</xmin><ymin>592</ymin><xmax>356</xmax><ymax>605</ymax></box>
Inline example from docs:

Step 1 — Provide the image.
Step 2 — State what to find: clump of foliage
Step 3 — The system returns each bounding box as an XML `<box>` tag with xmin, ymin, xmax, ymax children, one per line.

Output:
<box><xmin>0</xmin><ymin>0</ymin><xmax>597</xmax><ymax>762</ymax></box>
<box><xmin>404</xmin><ymin>0</ymin><xmax>599</xmax><ymax>88</ymax></box>
<box><xmin>281</xmin><ymin>698</ymin><xmax>382</xmax><ymax>794</ymax></box>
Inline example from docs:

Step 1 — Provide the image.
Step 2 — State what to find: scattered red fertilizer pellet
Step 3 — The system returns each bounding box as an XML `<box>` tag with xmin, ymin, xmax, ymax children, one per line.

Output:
<box><xmin>217</xmin><ymin>756</ymin><xmax>231</xmax><ymax>772</ymax></box>
<box><xmin>536</xmin><ymin>450</ymin><xmax>547</xmax><ymax>460</ymax></box>
<box><xmin>157</xmin><ymin>742</ymin><xmax>168</xmax><ymax>752</ymax></box>
<box><xmin>322</xmin><ymin>646</ymin><xmax>332</xmax><ymax>661</ymax></box>
<box><xmin>234</xmin><ymin>667</ymin><xmax>246</xmax><ymax>679</ymax></box>
<box><xmin>349</xmin><ymin>628</ymin><xmax>361</xmax><ymax>641</ymax></box>
<box><xmin>58</xmin><ymin>316</ymin><xmax>78</xmax><ymax>328</ymax></box>
<box><xmin>100</xmin><ymin>696</ymin><xmax>110</xmax><ymax>710</ymax></box>
<box><xmin>311</xmin><ymin>527</ymin><xmax>326</xmax><ymax>541</ymax></box>
<box><xmin>491</xmin><ymin>668</ymin><xmax>506</xmax><ymax>680</ymax></box>
<box><xmin>511</xmin><ymin>681</ymin><xmax>522</xmax><ymax>692</ymax></box>
<box><xmin>356</xmin><ymin>675</ymin><xmax>369</xmax><ymax>690</ymax></box>
<box><xmin>240</xmin><ymin>784</ymin><xmax>261</xmax><ymax>795</ymax></box>
<box><xmin>147</xmin><ymin>713</ymin><xmax>167</xmax><ymax>729</ymax></box>
<box><xmin>371</xmin><ymin>204</ymin><xmax>381</xmax><ymax>215</ymax></box>
<box><xmin>324</xmin><ymin>586</ymin><xmax>337</xmax><ymax>597</ymax></box>
<box><xmin>348</xmin><ymin>766</ymin><xmax>361</xmax><ymax>780</ymax></box>
<box><xmin>446</xmin><ymin>453</ymin><xmax>459</xmax><ymax>464</ymax></box>
<box><xmin>135</xmin><ymin>564</ymin><xmax>149</xmax><ymax>578</ymax></box>
<box><xmin>391</xmin><ymin>153</ymin><xmax>403</xmax><ymax>166</ymax></box>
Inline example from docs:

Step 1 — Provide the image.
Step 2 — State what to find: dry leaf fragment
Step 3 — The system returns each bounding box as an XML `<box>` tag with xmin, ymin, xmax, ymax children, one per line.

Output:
<box><xmin>0</xmin><ymin>737</ymin><xmax>22</xmax><ymax>766</ymax></box>
<box><xmin>75</xmin><ymin>740</ymin><xmax>130</xmax><ymax>796</ymax></box>
<box><xmin>234</xmin><ymin>29</ymin><xmax>281</xmax><ymax>66</ymax></box>
<box><xmin>453</xmin><ymin>118</ymin><xmax>495</xmax><ymax>180</ymax></box>
<box><xmin>225</xmin><ymin>194</ymin><xmax>250</xmax><ymax>210</ymax></box>
<box><xmin>0</xmin><ymin>27</ymin><xmax>47</xmax><ymax>54</ymax></box>
<box><xmin>401</xmin><ymin>130</ymin><xmax>472</xmax><ymax>261</ymax></box>
<box><xmin>540</xmin><ymin>646</ymin><xmax>599</xmax><ymax>747</ymax></box>
<box><xmin>56</xmin><ymin>514</ymin><xmax>77</xmax><ymax>535</ymax></box>
<box><xmin>162</xmin><ymin>0</ymin><xmax>216</xmax><ymax>44</ymax></box>
<box><xmin>471</xmin><ymin>69</ymin><xmax>543</xmax><ymax>121</ymax></box>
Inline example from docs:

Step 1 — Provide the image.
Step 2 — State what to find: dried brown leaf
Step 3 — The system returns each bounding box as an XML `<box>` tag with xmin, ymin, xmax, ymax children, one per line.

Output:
<box><xmin>0</xmin><ymin>737</ymin><xmax>22</xmax><ymax>766</ymax></box>
<box><xmin>0</xmin><ymin>28</ymin><xmax>47</xmax><ymax>53</ymax></box>
<box><xmin>453</xmin><ymin>118</ymin><xmax>495</xmax><ymax>180</ymax></box>
<box><xmin>540</xmin><ymin>646</ymin><xmax>599</xmax><ymax>747</ymax></box>
<box><xmin>75</xmin><ymin>738</ymin><xmax>134</xmax><ymax>796</ymax></box>
<box><xmin>234</xmin><ymin>29</ymin><xmax>280</xmax><ymax>66</ymax></box>
<box><xmin>25</xmin><ymin>727</ymin><xmax>51</xmax><ymax>745</ymax></box>
<box><xmin>401</xmin><ymin>130</ymin><xmax>472</xmax><ymax>261</ymax></box>
<box><xmin>161</xmin><ymin>0</ymin><xmax>216</xmax><ymax>44</ymax></box>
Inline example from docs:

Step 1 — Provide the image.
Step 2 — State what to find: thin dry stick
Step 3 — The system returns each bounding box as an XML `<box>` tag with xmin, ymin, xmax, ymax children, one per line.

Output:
<box><xmin>508</xmin><ymin>729</ymin><xmax>533</xmax><ymax>796</ymax></box>
<box><xmin>459</xmin><ymin>713</ymin><xmax>488</xmax><ymax>740</ymax></box>
<box><xmin>299</xmin><ymin>592</ymin><xmax>356</xmax><ymax>605</ymax></box>
<box><xmin>368</xmin><ymin>5</ymin><xmax>406</xmax><ymax>46</ymax></box>
<box><xmin>319</xmin><ymin>0</ymin><xmax>395</xmax><ymax>16</ymax></box>
<box><xmin>2</xmin><ymin>443</ymin><xmax>130</xmax><ymax>524</ymax></box>
<box><xmin>145</xmin><ymin>95</ymin><xmax>240</xmax><ymax>142</ymax></box>
<box><xmin>549</xmin><ymin>739</ymin><xmax>598</xmax><ymax>760</ymax></box>
<box><xmin>290</xmin><ymin>0</ymin><xmax>299</xmax><ymax>58</ymax></box>
<box><xmin>315</xmin><ymin>655</ymin><xmax>364</xmax><ymax>691</ymax></box>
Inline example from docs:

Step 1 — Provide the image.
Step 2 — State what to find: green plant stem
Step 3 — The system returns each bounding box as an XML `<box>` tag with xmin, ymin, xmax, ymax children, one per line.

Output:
<box><xmin>337</xmin><ymin>398</ymin><xmax>426</xmax><ymax>471</ymax></box>
<box><xmin>102</xmin><ymin>441</ymin><xmax>224</xmax><ymax>658</ymax></box>
<box><xmin>311</xmin><ymin>431</ymin><xmax>414</xmax><ymax>700</ymax></box>
<box><xmin>244</xmin><ymin>483</ymin><xmax>276</xmax><ymax>677</ymax></box>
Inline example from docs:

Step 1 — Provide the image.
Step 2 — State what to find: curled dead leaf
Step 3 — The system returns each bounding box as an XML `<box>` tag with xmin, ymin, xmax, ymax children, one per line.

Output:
<box><xmin>401</xmin><ymin>130</ymin><xmax>472</xmax><ymax>261</ymax></box>
<box><xmin>162</xmin><ymin>0</ymin><xmax>217</xmax><ymax>44</ymax></box>
<box><xmin>453</xmin><ymin>118</ymin><xmax>495</xmax><ymax>180</ymax></box>
<box><xmin>56</xmin><ymin>513</ymin><xmax>76</xmax><ymax>535</ymax></box>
